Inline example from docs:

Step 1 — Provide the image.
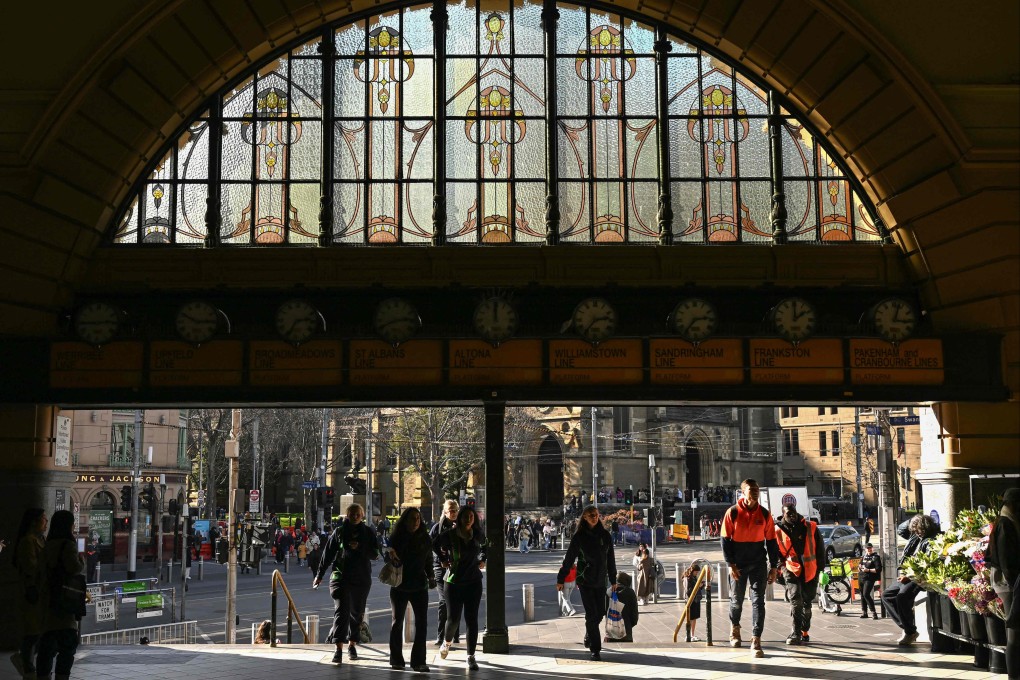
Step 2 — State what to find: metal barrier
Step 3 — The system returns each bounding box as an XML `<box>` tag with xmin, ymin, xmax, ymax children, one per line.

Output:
<box><xmin>269</xmin><ymin>570</ymin><xmax>309</xmax><ymax>647</ymax></box>
<box><xmin>84</xmin><ymin>587</ymin><xmax>178</xmax><ymax>631</ymax></box>
<box><xmin>80</xmin><ymin>620</ymin><xmax>198</xmax><ymax>645</ymax></box>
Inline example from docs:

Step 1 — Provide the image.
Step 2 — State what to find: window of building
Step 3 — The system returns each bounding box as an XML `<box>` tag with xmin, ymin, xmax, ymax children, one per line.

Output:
<box><xmin>110</xmin><ymin>423</ymin><xmax>141</xmax><ymax>467</ymax></box>
<box><xmin>110</xmin><ymin>1</ymin><xmax>881</xmax><ymax>246</ymax></box>
<box><xmin>897</xmin><ymin>426</ymin><xmax>906</xmax><ymax>458</ymax></box>
<box><xmin>784</xmin><ymin>429</ymin><xmax>800</xmax><ymax>456</ymax></box>
<box><xmin>817</xmin><ymin>407</ymin><xmax>825</xmax><ymax>416</ymax></box>
<box><xmin>831</xmin><ymin>430</ymin><xmax>840</xmax><ymax>455</ymax></box>
<box><xmin>818</xmin><ymin>430</ymin><xmax>826</xmax><ymax>456</ymax></box>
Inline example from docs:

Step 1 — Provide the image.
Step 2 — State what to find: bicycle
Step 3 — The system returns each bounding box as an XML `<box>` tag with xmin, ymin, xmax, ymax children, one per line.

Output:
<box><xmin>818</xmin><ymin>557</ymin><xmax>852</xmax><ymax>613</ymax></box>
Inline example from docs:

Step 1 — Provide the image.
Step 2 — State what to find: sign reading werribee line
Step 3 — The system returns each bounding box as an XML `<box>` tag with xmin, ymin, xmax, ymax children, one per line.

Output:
<box><xmin>549</xmin><ymin>340</ymin><xmax>643</xmax><ymax>384</ymax></box>
<box><xmin>849</xmin><ymin>339</ymin><xmax>944</xmax><ymax>384</ymax></box>
<box><xmin>50</xmin><ymin>342</ymin><xmax>144</xmax><ymax>389</ymax></box>
<box><xmin>749</xmin><ymin>339</ymin><xmax>843</xmax><ymax>384</ymax></box>
<box><xmin>650</xmin><ymin>339</ymin><xmax>743</xmax><ymax>384</ymax></box>
<box><xmin>449</xmin><ymin>340</ymin><xmax>542</xmax><ymax>385</ymax></box>
<box><xmin>349</xmin><ymin>340</ymin><xmax>442</xmax><ymax>385</ymax></box>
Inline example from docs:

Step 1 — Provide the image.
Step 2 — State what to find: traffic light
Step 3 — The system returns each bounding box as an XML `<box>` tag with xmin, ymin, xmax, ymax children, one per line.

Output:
<box><xmin>168</xmin><ymin>499</ymin><xmax>179</xmax><ymax>515</ymax></box>
<box><xmin>466</xmin><ymin>497</ymin><xmax>476</xmax><ymax>509</ymax></box>
<box><xmin>120</xmin><ymin>485</ymin><xmax>132</xmax><ymax>511</ymax></box>
<box><xmin>324</xmin><ymin>486</ymin><xmax>335</xmax><ymax>507</ymax></box>
<box><xmin>624</xmin><ymin>489</ymin><xmax>633</xmax><ymax>506</ymax></box>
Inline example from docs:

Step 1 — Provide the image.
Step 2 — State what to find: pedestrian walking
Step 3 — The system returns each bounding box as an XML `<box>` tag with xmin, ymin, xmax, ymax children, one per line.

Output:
<box><xmin>429</xmin><ymin>499</ymin><xmax>460</xmax><ymax>647</ymax></box>
<box><xmin>881</xmin><ymin>513</ymin><xmax>938</xmax><ymax>646</ymax></box>
<box><xmin>36</xmin><ymin>510</ymin><xmax>85</xmax><ymax>680</ymax></box>
<box><xmin>721</xmin><ymin>478</ymin><xmax>780</xmax><ymax>658</ymax></box>
<box><xmin>313</xmin><ymin>503</ymin><xmax>379</xmax><ymax>665</ymax></box>
<box><xmin>434</xmin><ymin>506</ymin><xmax>487</xmax><ymax>671</ymax></box>
<box><xmin>633</xmin><ymin>543</ymin><xmax>655</xmax><ymax>605</ymax></box>
<box><xmin>10</xmin><ymin>508</ymin><xmax>46</xmax><ymax>680</ymax></box>
<box><xmin>386</xmin><ymin>507</ymin><xmax>436</xmax><ymax>673</ymax></box>
<box><xmin>296</xmin><ymin>537</ymin><xmax>307</xmax><ymax>567</ymax></box>
<box><xmin>559</xmin><ymin>565</ymin><xmax>579</xmax><ymax>616</ymax></box>
<box><xmin>682</xmin><ymin>560</ymin><xmax>707</xmax><ymax>641</ymax></box>
<box><xmin>857</xmin><ymin>542</ymin><xmax>882</xmax><ymax>618</ymax></box>
<box><xmin>556</xmin><ymin>505</ymin><xmax>617</xmax><ymax>662</ymax></box>
<box><xmin>518</xmin><ymin>524</ymin><xmax>531</xmax><ymax>554</ymax></box>
<box><xmin>774</xmin><ymin>503</ymin><xmax>825</xmax><ymax>645</ymax></box>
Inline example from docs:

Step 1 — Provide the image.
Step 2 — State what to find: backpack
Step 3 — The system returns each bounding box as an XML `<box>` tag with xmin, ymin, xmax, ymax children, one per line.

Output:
<box><xmin>729</xmin><ymin>504</ymin><xmax>769</xmax><ymax>524</ymax></box>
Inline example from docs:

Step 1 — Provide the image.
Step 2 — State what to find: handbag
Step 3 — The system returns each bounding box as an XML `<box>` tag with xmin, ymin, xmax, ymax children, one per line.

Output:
<box><xmin>378</xmin><ymin>560</ymin><xmax>403</xmax><ymax>588</ymax></box>
<box><xmin>604</xmin><ymin>591</ymin><xmax>626</xmax><ymax>640</ymax></box>
<box><xmin>49</xmin><ymin>541</ymin><xmax>87</xmax><ymax>619</ymax></box>
<box><xmin>359</xmin><ymin>620</ymin><xmax>373</xmax><ymax>643</ymax></box>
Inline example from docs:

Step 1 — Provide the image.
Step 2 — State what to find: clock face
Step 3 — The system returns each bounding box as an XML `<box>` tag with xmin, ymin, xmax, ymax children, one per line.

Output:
<box><xmin>73</xmin><ymin>302</ymin><xmax>121</xmax><ymax>346</ymax></box>
<box><xmin>572</xmin><ymin>297</ymin><xmax>617</xmax><ymax>345</ymax></box>
<box><xmin>373</xmin><ymin>297</ymin><xmax>421</xmax><ymax>346</ymax></box>
<box><xmin>669</xmin><ymin>298</ymin><xmax>718</xmax><ymax>342</ymax></box>
<box><xmin>275</xmin><ymin>299</ymin><xmax>322</xmax><ymax>345</ymax></box>
<box><xmin>771</xmin><ymin>297</ymin><xmax>817</xmax><ymax>342</ymax></box>
<box><xmin>472</xmin><ymin>297</ymin><xmax>518</xmax><ymax>346</ymax></box>
<box><xmin>872</xmin><ymin>297</ymin><xmax>918</xmax><ymax>342</ymax></box>
<box><xmin>175</xmin><ymin>301</ymin><xmax>222</xmax><ymax>345</ymax></box>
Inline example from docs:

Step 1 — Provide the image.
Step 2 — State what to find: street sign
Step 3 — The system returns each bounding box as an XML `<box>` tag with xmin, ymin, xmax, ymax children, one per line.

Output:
<box><xmin>301</xmin><ymin>480</ymin><xmax>319</xmax><ymax>489</ymax></box>
<box><xmin>690</xmin><ymin>500</ymin><xmax>697</xmax><ymax>509</ymax></box>
<box><xmin>249</xmin><ymin>489</ymin><xmax>260</xmax><ymax>503</ymax></box>
<box><xmin>866</xmin><ymin>424</ymin><xmax>882</xmax><ymax>435</ymax></box>
<box><xmin>136</xmin><ymin>593</ymin><xmax>164</xmax><ymax>619</ymax></box>
<box><xmin>249</xmin><ymin>501</ymin><xmax>260</xmax><ymax>514</ymax></box>
<box><xmin>890</xmin><ymin>415</ymin><xmax>920</xmax><ymax>425</ymax></box>
<box><xmin>95</xmin><ymin>598</ymin><xmax>116</xmax><ymax>623</ymax></box>
<box><xmin>858</xmin><ymin>493</ymin><xmax>865</xmax><ymax>500</ymax></box>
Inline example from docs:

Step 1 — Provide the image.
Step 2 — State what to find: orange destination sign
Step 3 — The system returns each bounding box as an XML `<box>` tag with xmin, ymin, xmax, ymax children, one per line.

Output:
<box><xmin>349</xmin><ymin>340</ymin><xmax>442</xmax><ymax>385</ymax></box>
<box><xmin>850</xmin><ymin>339</ymin><xmax>944</xmax><ymax>385</ymax></box>
<box><xmin>50</xmin><ymin>342</ymin><xmax>144</xmax><ymax>389</ymax></box>
<box><xmin>549</xmin><ymin>339</ymin><xmax>643</xmax><ymax>384</ymax></box>
<box><xmin>449</xmin><ymin>340</ymin><xmax>542</xmax><ymax>385</ymax></box>
<box><xmin>650</xmin><ymin>339</ymin><xmax>743</xmax><ymax>384</ymax></box>
<box><xmin>149</xmin><ymin>341</ymin><xmax>243</xmax><ymax>386</ymax></box>
<box><xmin>749</xmin><ymin>339</ymin><xmax>843</xmax><ymax>384</ymax></box>
<box><xmin>250</xmin><ymin>340</ymin><xmax>342</xmax><ymax>386</ymax></box>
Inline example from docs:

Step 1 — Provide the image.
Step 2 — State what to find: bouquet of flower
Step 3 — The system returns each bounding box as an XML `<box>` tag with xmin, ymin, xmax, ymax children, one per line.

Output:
<box><xmin>971</xmin><ymin>572</ymin><xmax>1007</xmax><ymax>620</ymax></box>
<box><xmin>946</xmin><ymin>578</ymin><xmax>981</xmax><ymax>612</ymax></box>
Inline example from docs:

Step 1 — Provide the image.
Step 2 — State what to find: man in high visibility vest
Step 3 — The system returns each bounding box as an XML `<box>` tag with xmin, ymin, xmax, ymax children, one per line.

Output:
<box><xmin>775</xmin><ymin>503</ymin><xmax>826</xmax><ymax>645</ymax></box>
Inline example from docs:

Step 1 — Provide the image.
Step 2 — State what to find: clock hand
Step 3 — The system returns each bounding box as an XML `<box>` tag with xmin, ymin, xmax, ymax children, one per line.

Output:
<box><xmin>584</xmin><ymin>315</ymin><xmax>610</xmax><ymax>333</ymax></box>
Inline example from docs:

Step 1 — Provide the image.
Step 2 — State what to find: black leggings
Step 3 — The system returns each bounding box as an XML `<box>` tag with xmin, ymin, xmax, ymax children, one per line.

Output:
<box><xmin>19</xmin><ymin>633</ymin><xmax>40</xmax><ymax>674</ymax></box>
<box><xmin>860</xmin><ymin>577</ymin><xmax>878</xmax><ymax>614</ymax></box>
<box><xmin>578</xmin><ymin>585</ymin><xmax>608</xmax><ymax>654</ymax></box>
<box><xmin>444</xmin><ymin>579</ymin><xmax>483</xmax><ymax>655</ymax></box>
<box><xmin>389</xmin><ymin>588</ymin><xmax>429</xmax><ymax>667</ymax></box>
<box><xmin>327</xmin><ymin>579</ymin><xmax>371</xmax><ymax>645</ymax></box>
<box><xmin>36</xmin><ymin>628</ymin><xmax>78</xmax><ymax>677</ymax></box>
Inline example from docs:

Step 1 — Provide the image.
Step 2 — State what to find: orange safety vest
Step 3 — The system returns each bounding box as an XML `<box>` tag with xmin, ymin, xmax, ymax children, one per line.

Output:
<box><xmin>776</xmin><ymin>519</ymin><xmax>819</xmax><ymax>583</ymax></box>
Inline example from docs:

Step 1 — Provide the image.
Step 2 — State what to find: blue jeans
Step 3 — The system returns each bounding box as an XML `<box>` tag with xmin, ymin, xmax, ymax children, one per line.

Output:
<box><xmin>729</xmin><ymin>562</ymin><xmax>767</xmax><ymax>637</ymax></box>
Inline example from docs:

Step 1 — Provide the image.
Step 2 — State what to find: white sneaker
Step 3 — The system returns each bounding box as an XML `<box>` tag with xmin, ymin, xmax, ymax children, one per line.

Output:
<box><xmin>690</xmin><ymin>635</ymin><xmax>701</xmax><ymax>642</ymax></box>
<box><xmin>440</xmin><ymin>641</ymin><xmax>451</xmax><ymax>659</ymax></box>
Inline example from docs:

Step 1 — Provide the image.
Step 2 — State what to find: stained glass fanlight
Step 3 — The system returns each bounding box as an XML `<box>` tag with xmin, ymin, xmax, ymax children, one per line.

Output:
<box><xmin>111</xmin><ymin>0</ymin><xmax>882</xmax><ymax>246</ymax></box>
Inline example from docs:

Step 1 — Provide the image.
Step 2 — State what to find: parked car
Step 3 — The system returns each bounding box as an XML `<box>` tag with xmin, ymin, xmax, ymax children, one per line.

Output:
<box><xmin>818</xmin><ymin>524</ymin><xmax>862</xmax><ymax>559</ymax></box>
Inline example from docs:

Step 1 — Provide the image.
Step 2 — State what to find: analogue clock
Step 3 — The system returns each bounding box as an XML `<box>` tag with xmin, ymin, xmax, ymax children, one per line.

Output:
<box><xmin>73</xmin><ymin>302</ymin><xmax>122</xmax><ymax>346</ymax></box>
<box><xmin>572</xmin><ymin>297</ymin><xmax>617</xmax><ymax>345</ymax></box>
<box><xmin>472</xmin><ymin>297</ymin><xmax>518</xmax><ymax>346</ymax></box>
<box><xmin>274</xmin><ymin>299</ymin><xmax>323</xmax><ymax>345</ymax></box>
<box><xmin>668</xmin><ymin>297</ymin><xmax>718</xmax><ymax>343</ymax></box>
<box><xmin>373</xmin><ymin>297</ymin><xmax>421</xmax><ymax>346</ymax></box>
<box><xmin>871</xmin><ymin>297</ymin><xmax>918</xmax><ymax>343</ymax></box>
<box><xmin>771</xmin><ymin>297</ymin><xmax>817</xmax><ymax>343</ymax></box>
<box><xmin>175</xmin><ymin>300</ymin><xmax>224</xmax><ymax>345</ymax></box>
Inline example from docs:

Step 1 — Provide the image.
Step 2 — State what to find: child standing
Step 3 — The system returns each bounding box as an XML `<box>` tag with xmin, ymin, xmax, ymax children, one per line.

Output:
<box><xmin>605</xmin><ymin>571</ymin><xmax>639</xmax><ymax>642</ymax></box>
<box><xmin>559</xmin><ymin>565</ymin><xmax>578</xmax><ymax>616</ymax></box>
<box><xmin>683</xmin><ymin>561</ymin><xmax>708</xmax><ymax>641</ymax></box>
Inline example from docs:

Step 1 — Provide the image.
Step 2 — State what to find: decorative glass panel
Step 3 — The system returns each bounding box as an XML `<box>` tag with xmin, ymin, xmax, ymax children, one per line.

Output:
<box><xmin>110</xmin><ymin>0</ymin><xmax>880</xmax><ymax>245</ymax></box>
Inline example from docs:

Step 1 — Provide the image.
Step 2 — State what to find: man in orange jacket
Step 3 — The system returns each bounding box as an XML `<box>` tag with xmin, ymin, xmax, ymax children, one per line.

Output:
<box><xmin>775</xmin><ymin>503</ymin><xmax>826</xmax><ymax>645</ymax></box>
<box><xmin>721</xmin><ymin>478</ymin><xmax>781</xmax><ymax>658</ymax></box>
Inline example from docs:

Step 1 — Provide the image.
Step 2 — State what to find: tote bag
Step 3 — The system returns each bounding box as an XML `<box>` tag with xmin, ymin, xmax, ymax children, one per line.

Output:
<box><xmin>605</xmin><ymin>591</ymin><xmax>626</xmax><ymax>640</ymax></box>
<box><xmin>379</xmin><ymin>561</ymin><xmax>403</xmax><ymax>588</ymax></box>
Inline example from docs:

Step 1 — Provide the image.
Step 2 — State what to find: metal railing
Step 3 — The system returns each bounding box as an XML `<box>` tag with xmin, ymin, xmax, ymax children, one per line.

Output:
<box><xmin>270</xmin><ymin>570</ymin><xmax>309</xmax><ymax>646</ymax></box>
<box><xmin>80</xmin><ymin>620</ymin><xmax>198</xmax><ymax>645</ymax></box>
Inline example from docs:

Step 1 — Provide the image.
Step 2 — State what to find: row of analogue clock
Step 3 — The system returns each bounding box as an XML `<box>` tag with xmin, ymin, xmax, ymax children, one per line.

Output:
<box><xmin>72</xmin><ymin>295</ymin><xmax>919</xmax><ymax>347</ymax></box>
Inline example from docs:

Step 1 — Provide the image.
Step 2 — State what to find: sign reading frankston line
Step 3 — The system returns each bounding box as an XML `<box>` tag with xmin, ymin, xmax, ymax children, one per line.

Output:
<box><xmin>549</xmin><ymin>340</ymin><xmax>643</xmax><ymax>384</ymax></box>
<box><xmin>849</xmin><ymin>339</ymin><xmax>944</xmax><ymax>384</ymax></box>
<box><xmin>749</xmin><ymin>339</ymin><xmax>843</xmax><ymax>384</ymax></box>
<box><xmin>349</xmin><ymin>340</ymin><xmax>442</xmax><ymax>385</ymax></box>
<box><xmin>249</xmin><ymin>340</ymin><xmax>342</xmax><ymax>386</ymax></box>
<box><xmin>449</xmin><ymin>340</ymin><xmax>542</xmax><ymax>385</ymax></box>
<box><xmin>650</xmin><ymin>339</ymin><xmax>743</xmax><ymax>384</ymax></box>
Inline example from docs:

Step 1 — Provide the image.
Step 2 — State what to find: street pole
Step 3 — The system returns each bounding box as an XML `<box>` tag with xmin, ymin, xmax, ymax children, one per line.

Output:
<box><xmin>854</xmin><ymin>407</ymin><xmax>863</xmax><ymax>519</ymax></box>
<box><xmin>253</xmin><ymin>415</ymin><xmax>260</xmax><ymax>517</ymax></box>
<box><xmin>158</xmin><ymin>474</ymin><xmax>166</xmax><ymax>580</ymax></box>
<box><xmin>224</xmin><ymin>408</ymin><xmax>241</xmax><ymax>644</ymax></box>
<box><xmin>591</xmin><ymin>407</ymin><xmax>598</xmax><ymax>509</ymax></box>
<box><xmin>876</xmin><ymin>409</ymin><xmax>899</xmax><ymax>588</ymax></box>
<box><xmin>128</xmin><ymin>409</ymin><xmax>142</xmax><ymax>579</ymax></box>
<box><xmin>649</xmin><ymin>454</ymin><xmax>656</xmax><ymax>556</ymax></box>
<box><xmin>180</xmin><ymin>503</ymin><xmax>189</xmax><ymax>621</ymax></box>
<box><xmin>318</xmin><ymin>408</ymin><xmax>329</xmax><ymax>529</ymax></box>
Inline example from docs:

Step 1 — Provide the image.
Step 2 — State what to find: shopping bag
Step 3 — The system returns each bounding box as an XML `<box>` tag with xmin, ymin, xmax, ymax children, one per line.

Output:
<box><xmin>605</xmin><ymin>591</ymin><xmax>626</xmax><ymax>640</ymax></box>
<box><xmin>379</xmin><ymin>561</ymin><xmax>403</xmax><ymax>587</ymax></box>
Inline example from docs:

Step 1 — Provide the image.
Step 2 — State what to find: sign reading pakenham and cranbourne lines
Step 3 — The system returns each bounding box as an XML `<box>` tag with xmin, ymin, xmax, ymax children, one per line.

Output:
<box><xmin>849</xmin><ymin>339</ymin><xmax>944</xmax><ymax>384</ymax></box>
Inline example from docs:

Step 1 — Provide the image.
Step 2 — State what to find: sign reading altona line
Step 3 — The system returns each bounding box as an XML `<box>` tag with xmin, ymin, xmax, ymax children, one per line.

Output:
<box><xmin>449</xmin><ymin>340</ymin><xmax>542</xmax><ymax>385</ymax></box>
<box><xmin>650</xmin><ymin>339</ymin><xmax>743</xmax><ymax>384</ymax></box>
<box><xmin>849</xmin><ymin>339</ymin><xmax>944</xmax><ymax>384</ymax></box>
<box><xmin>548</xmin><ymin>340</ymin><xmax>643</xmax><ymax>384</ymax></box>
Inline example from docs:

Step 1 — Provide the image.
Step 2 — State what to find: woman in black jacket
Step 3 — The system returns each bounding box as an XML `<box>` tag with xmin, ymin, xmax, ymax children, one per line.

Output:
<box><xmin>36</xmin><ymin>510</ymin><xmax>85</xmax><ymax>680</ymax></box>
<box><xmin>434</xmin><ymin>506</ymin><xmax>487</xmax><ymax>671</ymax></box>
<box><xmin>387</xmin><ymin>507</ymin><xmax>436</xmax><ymax>673</ymax></box>
<box><xmin>313</xmin><ymin>503</ymin><xmax>379</xmax><ymax>665</ymax></box>
<box><xmin>556</xmin><ymin>505</ymin><xmax>617</xmax><ymax>661</ymax></box>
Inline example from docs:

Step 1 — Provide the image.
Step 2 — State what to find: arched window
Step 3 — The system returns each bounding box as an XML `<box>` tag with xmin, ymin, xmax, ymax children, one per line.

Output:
<box><xmin>112</xmin><ymin>1</ymin><xmax>881</xmax><ymax>246</ymax></box>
